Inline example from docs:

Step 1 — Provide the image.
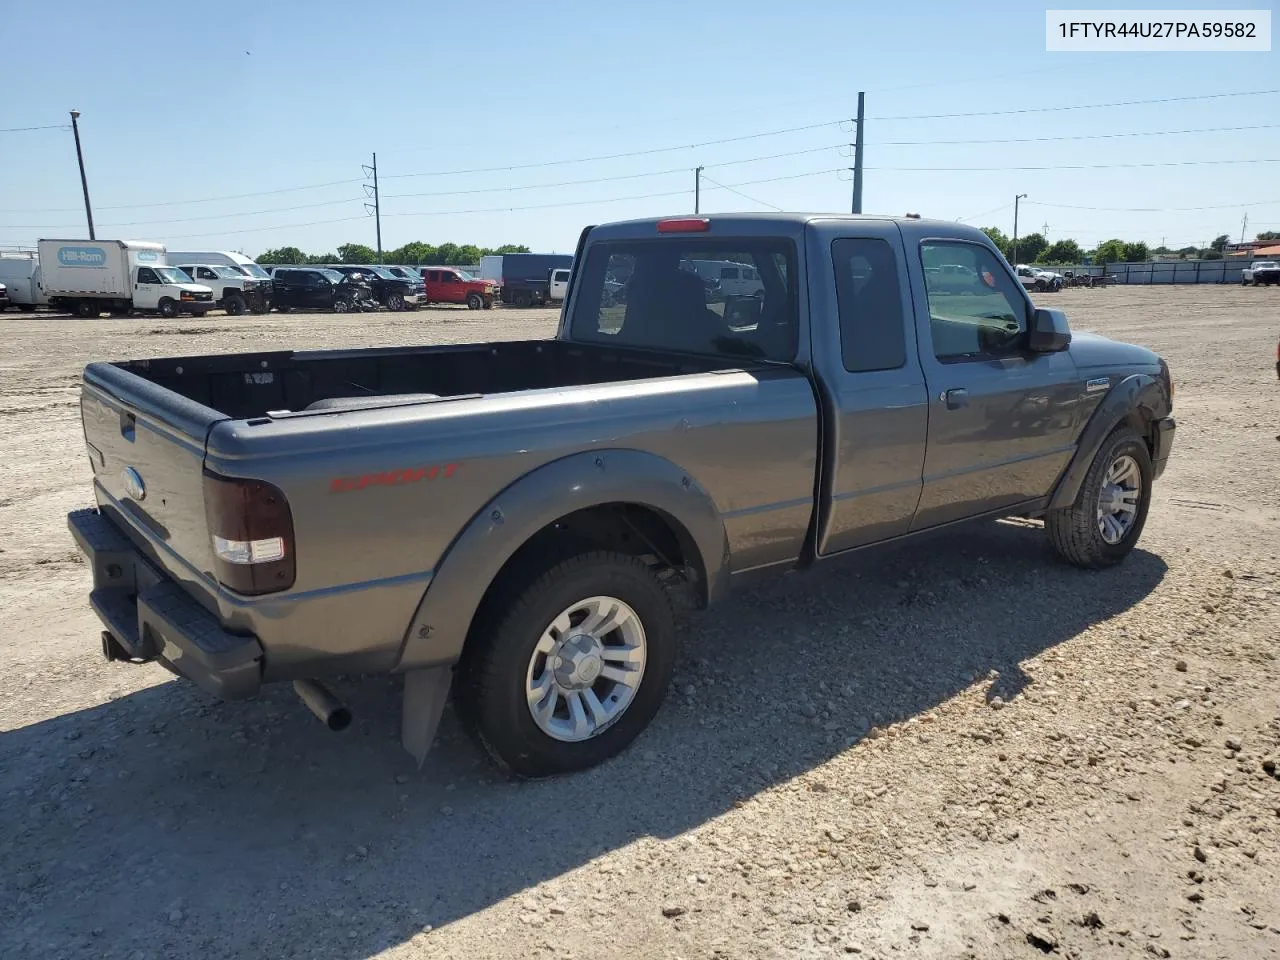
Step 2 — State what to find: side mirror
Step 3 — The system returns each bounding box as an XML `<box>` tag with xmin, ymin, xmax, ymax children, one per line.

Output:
<box><xmin>1028</xmin><ymin>307</ymin><xmax>1071</xmax><ymax>353</ymax></box>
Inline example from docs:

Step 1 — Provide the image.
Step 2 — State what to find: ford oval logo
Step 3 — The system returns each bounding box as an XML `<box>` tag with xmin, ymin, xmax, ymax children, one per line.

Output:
<box><xmin>122</xmin><ymin>467</ymin><xmax>146</xmax><ymax>500</ymax></box>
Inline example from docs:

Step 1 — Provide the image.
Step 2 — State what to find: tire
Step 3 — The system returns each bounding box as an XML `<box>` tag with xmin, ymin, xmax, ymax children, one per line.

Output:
<box><xmin>388</xmin><ymin>292</ymin><xmax>405</xmax><ymax>312</ymax></box>
<box><xmin>483</xmin><ymin>299</ymin><xmax>494</xmax><ymax>310</ymax></box>
<box><xmin>250</xmin><ymin>303</ymin><xmax>270</xmax><ymax>315</ymax></box>
<box><xmin>333</xmin><ymin>297</ymin><xmax>352</xmax><ymax>314</ymax></box>
<box><xmin>514</xmin><ymin>290</ymin><xmax>533</xmax><ymax>308</ymax></box>
<box><xmin>1242</xmin><ymin>278</ymin><xmax>1250</xmax><ymax>286</ymax></box>
<box><xmin>75</xmin><ymin>300</ymin><xmax>100</xmax><ymax>319</ymax></box>
<box><xmin>1045</xmin><ymin>425</ymin><xmax>1153</xmax><ymax>569</ymax></box>
<box><xmin>18</xmin><ymin>304</ymin><xmax>36</xmax><ymax>313</ymax></box>
<box><xmin>224</xmin><ymin>294</ymin><xmax>247</xmax><ymax>316</ymax></box>
<box><xmin>466</xmin><ymin>292</ymin><xmax>484</xmax><ymax>310</ymax></box>
<box><xmin>157</xmin><ymin>298</ymin><xmax>178</xmax><ymax>319</ymax></box>
<box><xmin>458</xmin><ymin>550</ymin><xmax>677</xmax><ymax>778</ymax></box>
<box><xmin>1035</xmin><ymin>279</ymin><xmax>1048</xmax><ymax>292</ymax></box>
<box><xmin>275</xmin><ymin>304</ymin><xmax>290</xmax><ymax>313</ymax></box>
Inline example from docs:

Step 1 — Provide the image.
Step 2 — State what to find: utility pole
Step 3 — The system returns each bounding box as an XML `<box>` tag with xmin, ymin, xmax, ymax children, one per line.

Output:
<box><xmin>695</xmin><ymin>166</ymin><xmax>704</xmax><ymax>214</ymax></box>
<box><xmin>69</xmin><ymin>110</ymin><xmax>95</xmax><ymax>240</ymax></box>
<box><xmin>851</xmin><ymin>91</ymin><xmax>865</xmax><ymax>214</ymax></box>
<box><xmin>362</xmin><ymin>153</ymin><xmax>382</xmax><ymax>263</ymax></box>
<box><xmin>1240</xmin><ymin>212</ymin><xmax>1248</xmax><ymax>244</ymax></box>
<box><xmin>1041</xmin><ymin>221</ymin><xmax>1050</xmax><ymax>237</ymax></box>
<box><xmin>1012</xmin><ymin>193</ymin><xmax>1027</xmax><ymax>264</ymax></box>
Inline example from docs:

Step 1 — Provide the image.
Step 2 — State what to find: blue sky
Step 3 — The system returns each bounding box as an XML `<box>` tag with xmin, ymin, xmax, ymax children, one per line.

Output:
<box><xmin>2</xmin><ymin>0</ymin><xmax>1276</xmax><ymax>257</ymax></box>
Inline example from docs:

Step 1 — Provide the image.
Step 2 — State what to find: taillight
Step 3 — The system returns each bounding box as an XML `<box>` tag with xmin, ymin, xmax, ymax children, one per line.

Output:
<box><xmin>656</xmin><ymin>217</ymin><xmax>710</xmax><ymax>233</ymax></box>
<box><xmin>202</xmin><ymin>470</ymin><xmax>296</xmax><ymax>595</ymax></box>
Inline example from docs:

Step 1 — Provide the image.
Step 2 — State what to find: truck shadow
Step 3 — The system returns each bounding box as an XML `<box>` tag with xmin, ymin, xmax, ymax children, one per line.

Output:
<box><xmin>1</xmin><ymin>521</ymin><xmax>1166</xmax><ymax>958</ymax></box>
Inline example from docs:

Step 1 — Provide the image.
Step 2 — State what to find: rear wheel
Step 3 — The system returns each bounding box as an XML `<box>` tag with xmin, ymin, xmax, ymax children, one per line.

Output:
<box><xmin>388</xmin><ymin>292</ymin><xmax>406</xmax><ymax>312</ymax></box>
<box><xmin>466</xmin><ymin>292</ymin><xmax>484</xmax><ymax>310</ymax></box>
<box><xmin>157</xmin><ymin>298</ymin><xmax>178</xmax><ymax>319</ymax></box>
<box><xmin>514</xmin><ymin>290</ymin><xmax>533</xmax><ymax>308</ymax></box>
<box><xmin>458</xmin><ymin>551</ymin><xmax>677</xmax><ymax>778</ymax></box>
<box><xmin>75</xmin><ymin>300</ymin><xmax>100</xmax><ymax>319</ymax></box>
<box><xmin>224</xmin><ymin>294</ymin><xmax>247</xmax><ymax>316</ymax></box>
<box><xmin>1046</xmin><ymin>426</ymin><xmax>1152</xmax><ymax>569</ymax></box>
<box><xmin>18</xmin><ymin>304</ymin><xmax>36</xmax><ymax>313</ymax></box>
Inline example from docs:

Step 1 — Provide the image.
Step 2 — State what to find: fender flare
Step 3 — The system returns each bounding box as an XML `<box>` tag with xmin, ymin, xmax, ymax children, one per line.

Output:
<box><xmin>1048</xmin><ymin>373</ymin><xmax>1167</xmax><ymax>510</ymax></box>
<box><xmin>395</xmin><ymin>449</ymin><xmax>730</xmax><ymax>672</ymax></box>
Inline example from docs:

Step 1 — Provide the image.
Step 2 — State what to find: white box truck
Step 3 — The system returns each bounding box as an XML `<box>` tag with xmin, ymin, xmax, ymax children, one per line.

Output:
<box><xmin>0</xmin><ymin>252</ymin><xmax>47</xmax><ymax>311</ymax></box>
<box><xmin>38</xmin><ymin>239</ymin><xmax>215</xmax><ymax>318</ymax></box>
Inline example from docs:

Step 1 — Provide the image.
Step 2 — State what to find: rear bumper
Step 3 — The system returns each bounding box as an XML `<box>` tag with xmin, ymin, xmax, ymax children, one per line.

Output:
<box><xmin>1151</xmin><ymin>415</ymin><xmax>1175</xmax><ymax>481</ymax></box>
<box><xmin>67</xmin><ymin>508</ymin><xmax>263</xmax><ymax>699</ymax></box>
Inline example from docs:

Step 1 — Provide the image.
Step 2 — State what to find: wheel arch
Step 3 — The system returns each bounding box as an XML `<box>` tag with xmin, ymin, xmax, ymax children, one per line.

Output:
<box><xmin>1049</xmin><ymin>373</ymin><xmax>1168</xmax><ymax>511</ymax></box>
<box><xmin>394</xmin><ymin>449</ymin><xmax>729</xmax><ymax>673</ymax></box>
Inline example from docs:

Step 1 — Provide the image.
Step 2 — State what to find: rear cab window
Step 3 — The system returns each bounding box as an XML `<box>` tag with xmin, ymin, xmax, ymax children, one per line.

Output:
<box><xmin>569</xmin><ymin>238</ymin><xmax>798</xmax><ymax>362</ymax></box>
<box><xmin>920</xmin><ymin>241</ymin><xmax>1028</xmax><ymax>361</ymax></box>
<box><xmin>831</xmin><ymin>238</ymin><xmax>906</xmax><ymax>373</ymax></box>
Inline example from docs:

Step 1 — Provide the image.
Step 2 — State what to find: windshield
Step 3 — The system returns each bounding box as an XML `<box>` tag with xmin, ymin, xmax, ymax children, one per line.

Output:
<box><xmin>363</xmin><ymin>266</ymin><xmax>399</xmax><ymax>280</ymax></box>
<box><xmin>240</xmin><ymin>263</ymin><xmax>271</xmax><ymax>279</ymax></box>
<box><xmin>207</xmin><ymin>265</ymin><xmax>242</xmax><ymax>279</ymax></box>
<box><xmin>155</xmin><ymin>266</ymin><xmax>191</xmax><ymax>284</ymax></box>
<box><xmin>1253</xmin><ymin>262</ymin><xmax>1278</xmax><ymax>269</ymax></box>
<box><xmin>453</xmin><ymin>269</ymin><xmax>476</xmax><ymax>281</ymax></box>
<box><xmin>319</xmin><ymin>269</ymin><xmax>346</xmax><ymax>283</ymax></box>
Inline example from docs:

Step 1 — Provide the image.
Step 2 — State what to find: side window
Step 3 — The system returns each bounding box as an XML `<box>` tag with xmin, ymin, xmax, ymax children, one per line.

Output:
<box><xmin>136</xmin><ymin>267</ymin><xmax>158</xmax><ymax>284</ymax></box>
<box><xmin>198</xmin><ymin>267</ymin><xmax>217</xmax><ymax>280</ymax></box>
<box><xmin>720</xmin><ymin>266</ymin><xmax>739</xmax><ymax>280</ymax></box>
<box><xmin>831</xmin><ymin>238</ymin><xmax>907</xmax><ymax>373</ymax></box>
<box><xmin>920</xmin><ymin>242</ymin><xmax>1028</xmax><ymax>361</ymax></box>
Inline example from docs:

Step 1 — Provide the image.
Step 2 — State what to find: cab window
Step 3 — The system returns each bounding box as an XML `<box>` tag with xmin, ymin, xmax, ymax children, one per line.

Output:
<box><xmin>136</xmin><ymin>267</ymin><xmax>159</xmax><ymax>284</ymax></box>
<box><xmin>920</xmin><ymin>242</ymin><xmax>1028</xmax><ymax>361</ymax></box>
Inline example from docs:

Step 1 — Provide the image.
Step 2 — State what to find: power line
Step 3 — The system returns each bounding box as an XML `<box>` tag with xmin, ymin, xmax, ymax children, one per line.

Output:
<box><xmin>875</xmin><ymin>122</ymin><xmax>1280</xmax><ymax>147</ymax></box>
<box><xmin>1025</xmin><ymin>198</ymin><xmax>1280</xmax><ymax>213</ymax></box>
<box><xmin>699</xmin><ymin>175</ymin><xmax>783</xmax><ymax>211</ymax></box>
<box><xmin>381</xmin><ymin>145</ymin><xmax>843</xmax><ymax>201</ymax></box>
<box><xmin>956</xmin><ymin>202</ymin><xmax>1012</xmax><ymax>223</ymax></box>
<box><xmin>379</xmin><ymin>120</ymin><xmax>849</xmax><ymax>180</ymax></box>
<box><xmin>869</xmin><ymin>87</ymin><xmax>1279</xmax><ymax>121</ymax></box>
<box><xmin>7</xmin><ymin>196</ymin><xmax>364</xmax><ymax>230</ymax></box>
<box><xmin>0</xmin><ymin>178</ymin><xmax>364</xmax><ymax>214</ymax></box>
<box><xmin>0</xmin><ymin>123</ymin><xmax>70</xmax><ymax>133</ymax></box>
<box><xmin>867</xmin><ymin>158</ymin><xmax>1280</xmax><ymax>172</ymax></box>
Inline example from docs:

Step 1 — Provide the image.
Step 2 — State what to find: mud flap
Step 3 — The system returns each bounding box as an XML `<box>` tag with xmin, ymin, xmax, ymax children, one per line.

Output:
<box><xmin>401</xmin><ymin>665</ymin><xmax>453</xmax><ymax>768</ymax></box>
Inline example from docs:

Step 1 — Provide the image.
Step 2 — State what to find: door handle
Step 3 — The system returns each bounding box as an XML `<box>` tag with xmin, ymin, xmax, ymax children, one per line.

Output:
<box><xmin>941</xmin><ymin>388</ymin><xmax>969</xmax><ymax>410</ymax></box>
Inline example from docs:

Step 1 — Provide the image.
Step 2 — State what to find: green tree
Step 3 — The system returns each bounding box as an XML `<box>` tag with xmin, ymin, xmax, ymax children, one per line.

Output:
<box><xmin>337</xmin><ymin>243</ymin><xmax>377</xmax><ymax>264</ymax></box>
<box><xmin>1122</xmin><ymin>241</ymin><xmax>1149</xmax><ymax>262</ymax></box>
<box><xmin>387</xmin><ymin>241</ymin><xmax>438</xmax><ymax>265</ymax></box>
<box><xmin>455</xmin><ymin>244</ymin><xmax>482</xmax><ymax>265</ymax></box>
<box><xmin>1210</xmin><ymin>234</ymin><xmax>1230</xmax><ymax>253</ymax></box>
<box><xmin>1009</xmin><ymin>232</ymin><xmax>1047</xmax><ymax>264</ymax></box>
<box><xmin>1256</xmin><ymin>231</ymin><xmax>1279</xmax><ymax>242</ymax></box>
<box><xmin>980</xmin><ymin>226</ymin><xmax>1010</xmax><ymax>256</ymax></box>
<box><xmin>307</xmin><ymin>252</ymin><xmax>337</xmax><ymax>264</ymax></box>
<box><xmin>1175</xmin><ymin>245</ymin><xmax>1198</xmax><ymax>257</ymax></box>
<box><xmin>1093</xmin><ymin>239</ymin><xmax>1127</xmax><ymax>264</ymax></box>
<box><xmin>1152</xmin><ymin>245</ymin><xmax>1171</xmax><ymax>255</ymax></box>
<box><xmin>257</xmin><ymin>246</ymin><xmax>308</xmax><ymax>264</ymax></box>
<box><xmin>1201</xmin><ymin>249</ymin><xmax>1223</xmax><ymax>260</ymax></box>
<box><xmin>434</xmin><ymin>242</ymin><xmax>461</xmax><ymax>264</ymax></box>
<box><xmin>486</xmin><ymin>243</ymin><xmax>530</xmax><ymax>255</ymax></box>
<box><xmin>1036</xmin><ymin>239</ymin><xmax>1083</xmax><ymax>265</ymax></box>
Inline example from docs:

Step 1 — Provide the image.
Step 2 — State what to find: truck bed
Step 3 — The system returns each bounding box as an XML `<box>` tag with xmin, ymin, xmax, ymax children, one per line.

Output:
<box><xmin>111</xmin><ymin>338</ymin><xmax>743</xmax><ymax>420</ymax></box>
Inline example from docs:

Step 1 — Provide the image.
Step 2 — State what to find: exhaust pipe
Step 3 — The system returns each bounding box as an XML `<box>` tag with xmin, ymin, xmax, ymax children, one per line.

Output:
<box><xmin>293</xmin><ymin>679</ymin><xmax>352</xmax><ymax>731</ymax></box>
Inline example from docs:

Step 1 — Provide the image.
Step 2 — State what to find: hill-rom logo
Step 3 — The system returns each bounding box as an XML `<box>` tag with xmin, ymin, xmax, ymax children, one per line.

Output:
<box><xmin>57</xmin><ymin>246</ymin><xmax>107</xmax><ymax>267</ymax></box>
<box><xmin>136</xmin><ymin>250</ymin><xmax>159</xmax><ymax>262</ymax></box>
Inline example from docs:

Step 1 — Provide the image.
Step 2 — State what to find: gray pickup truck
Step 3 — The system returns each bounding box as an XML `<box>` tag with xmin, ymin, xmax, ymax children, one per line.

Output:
<box><xmin>67</xmin><ymin>213</ymin><xmax>1175</xmax><ymax>777</ymax></box>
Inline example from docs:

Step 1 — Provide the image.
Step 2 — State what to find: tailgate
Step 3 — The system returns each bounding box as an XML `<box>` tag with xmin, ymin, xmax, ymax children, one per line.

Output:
<box><xmin>80</xmin><ymin>362</ymin><xmax>226</xmax><ymax>606</ymax></box>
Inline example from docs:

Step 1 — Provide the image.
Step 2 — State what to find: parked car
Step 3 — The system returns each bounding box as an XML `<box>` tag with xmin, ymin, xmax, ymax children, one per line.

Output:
<box><xmin>548</xmin><ymin>268</ymin><xmax>571</xmax><ymax>302</ymax></box>
<box><xmin>422</xmin><ymin>266</ymin><xmax>497</xmax><ymax>309</ymax></box>
<box><xmin>65</xmin><ymin>213</ymin><xmax>1175</xmax><ymax>778</ymax></box>
<box><xmin>1015</xmin><ymin>264</ymin><xmax>1063</xmax><ymax>292</ymax></box>
<box><xmin>270</xmin><ymin>267</ymin><xmax>368</xmax><ymax>313</ymax></box>
<box><xmin>173</xmin><ymin>263</ymin><xmax>272</xmax><ymax>315</ymax></box>
<box><xmin>326</xmin><ymin>265</ymin><xmax>425</xmax><ymax>311</ymax></box>
<box><xmin>0</xmin><ymin>253</ymin><xmax>46</xmax><ymax>311</ymax></box>
<box><xmin>1241</xmin><ymin>260</ymin><xmax>1279</xmax><ymax>286</ymax></box>
<box><xmin>38</xmin><ymin>239</ymin><xmax>214</xmax><ymax>318</ymax></box>
<box><xmin>681</xmin><ymin>258</ymin><xmax>765</xmax><ymax>299</ymax></box>
<box><xmin>0</xmin><ymin>281</ymin><xmax>8</xmax><ymax>311</ymax></box>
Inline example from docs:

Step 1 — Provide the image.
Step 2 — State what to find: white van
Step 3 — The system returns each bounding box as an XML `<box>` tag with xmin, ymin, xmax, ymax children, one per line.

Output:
<box><xmin>680</xmin><ymin>258</ymin><xmax>765</xmax><ymax>299</ymax></box>
<box><xmin>0</xmin><ymin>253</ymin><xmax>47</xmax><ymax>310</ymax></box>
<box><xmin>166</xmin><ymin>250</ymin><xmax>272</xmax><ymax>281</ymax></box>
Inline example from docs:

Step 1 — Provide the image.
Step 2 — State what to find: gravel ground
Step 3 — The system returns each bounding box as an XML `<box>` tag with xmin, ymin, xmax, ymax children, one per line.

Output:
<box><xmin>1</xmin><ymin>288</ymin><xmax>1278</xmax><ymax>960</ymax></box>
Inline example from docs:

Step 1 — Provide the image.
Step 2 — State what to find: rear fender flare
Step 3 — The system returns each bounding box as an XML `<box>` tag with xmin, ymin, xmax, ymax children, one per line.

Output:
<box><xmin>395</xmin><ymin>449</ymin><xmax>730</xmax><ymax>671</ymax></box>
<box><xmin>1049</xmin><ymin>373</ymin><xmax>1166</xmax><ymax>510</ymax></box>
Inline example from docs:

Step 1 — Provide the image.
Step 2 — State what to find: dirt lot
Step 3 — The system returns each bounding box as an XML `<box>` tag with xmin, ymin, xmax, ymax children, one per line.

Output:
<box><xmin>2</xmin><ymin>288</ymin><xmax>1278</xmax><ymax>960</ymax></box>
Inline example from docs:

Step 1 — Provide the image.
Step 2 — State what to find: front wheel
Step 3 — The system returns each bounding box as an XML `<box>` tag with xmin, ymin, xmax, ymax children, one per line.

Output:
<box><xmin>332</xmin><ymin>297</ymin><xmax>352</xmax><ymax>314</ymax></box>
<box><xmin>157</xmin><ymin>298</ymin><xmax>178</xmax><ymax>319</ymax></box>
<box><xmin>225</xmin><ymin>294</ymin><xmax>247</xmax><ymax>316</ymax></box>
<box><xmin>458</xmin><ymin>551</ymin><xmax>677</xmax><ymax>778</ymax></box>
<box><xmin>1045</xmin><ymin>426</ymin><xmax>1153</xmax><ymax>569</ymax></box>
<box><xmin>466</xmin><ymin>292</ymin><xmax>484</xmax><ymax>310</ymax></box>
<box><xmin>388</xmin><ymin>292</ymin><xmax>405</xmax><ymax>312</ymax></box>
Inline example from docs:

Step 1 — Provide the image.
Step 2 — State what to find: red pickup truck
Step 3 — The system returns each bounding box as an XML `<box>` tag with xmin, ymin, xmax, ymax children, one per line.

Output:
<box><xmin>420</xmin><ymin>266</ymin><xmax>498</xmax><ymax>310</ymax></box>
